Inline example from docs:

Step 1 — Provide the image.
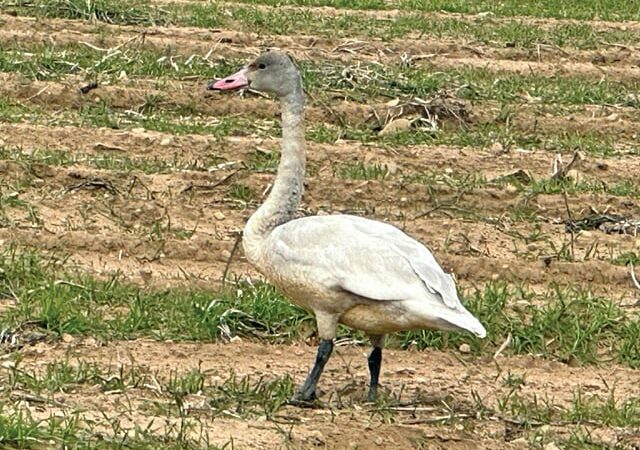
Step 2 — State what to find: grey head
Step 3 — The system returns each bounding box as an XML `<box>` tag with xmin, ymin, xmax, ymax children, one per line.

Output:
<box><xmin>209</xmin><ymin>51</ymin><xmax>301</xmax><ymax>98</ymax></box>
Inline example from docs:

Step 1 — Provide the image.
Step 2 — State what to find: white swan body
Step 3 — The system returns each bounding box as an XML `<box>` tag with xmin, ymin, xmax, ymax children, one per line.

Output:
<box><xmin>209</xmin><ymin>51</ymin><xmax>485</xmax><ymax>403</ymax></box>
<box><xmin>252</xmin><ymin>214</ymin><xmax>486</xmax><ymax>337</ymax></box>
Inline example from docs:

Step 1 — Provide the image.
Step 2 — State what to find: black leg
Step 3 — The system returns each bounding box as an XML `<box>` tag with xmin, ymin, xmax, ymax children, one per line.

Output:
<box><xmin>291</xmin><ymin>339</ymin><xmax>334</xmax><ymax>404</ymax></box>
<box><xmin>367</xmin><ymin>346</ymin><xmax>382</xmax><ymax>402</ymax></box>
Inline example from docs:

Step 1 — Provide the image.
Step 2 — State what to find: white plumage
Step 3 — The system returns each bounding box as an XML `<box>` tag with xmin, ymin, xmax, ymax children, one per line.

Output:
<box><xmin>266</xmin><ymin>215</ymin><xmax>486</xmax><ymax>337</ymax></box>
<box><xmin>210</xmin><ymin>51</ymin><xmax>486</xmax><ymax>403</ymax></box>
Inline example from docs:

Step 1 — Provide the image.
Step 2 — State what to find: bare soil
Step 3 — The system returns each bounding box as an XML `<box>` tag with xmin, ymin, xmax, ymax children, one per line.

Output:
<box><xmin>10</xmin><ymin>339</ymin><xmax>640</xmax><ymax>449</ymax></box>
<box><xmin>1</xmin><ymin>6</ymin><xmax>640</xmax><ymax>450</ymax></box>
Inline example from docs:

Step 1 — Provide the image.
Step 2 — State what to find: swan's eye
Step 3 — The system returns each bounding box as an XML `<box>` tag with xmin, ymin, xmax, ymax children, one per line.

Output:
<box><xmin>258</xmin><ymin>63</ymin><xmax>266</xmax><ymax>69</ymax></box>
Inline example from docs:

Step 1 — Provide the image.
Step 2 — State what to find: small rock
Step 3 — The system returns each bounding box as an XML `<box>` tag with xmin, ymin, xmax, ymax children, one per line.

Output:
<box><xmin>378</xmin><ymin>118</ymin><xmax>411</xmax><ymax>136</ymax></box>
<box><xmin>33</xmin><ymin>342</ymin><xmax>48</xmax><ymax>354</ymax></box>
<box><xmin>375</xmin><ymin>437</ymin><xmax>384</xmax><ymax>446</ymax></box>
<box><xmin>213</xmin><ymin>211</ymin><xmax>226</xmax><ymax>221</ymax></box>
<box><xmin>493</xmin><ymin>169</ymin><xmax>531</xmax><ymax>184</ymax></box>
<box><xmin>510</xmin><ymin>437</ymin><xmax>528</xmax><ymax>448</ymax></box>
<box><xmin>307</xmin><ymin>430</ymin><xmax>325</xmax><ymax>446</ymax></box>
<box><xmin>459</xmin><ymin>343</ymin><xmax>471</xmax><ymax>354</ymax></box>
<box><xmin>118</xmin><ymin>70</ymin><xmax>128</xmax><ymax>81</ymax></box>
<box><xmin>544</xmin><ymin>443</ymin><xmax>561</xmax><ymax>450</ymax></box>
<box><xmin>220</xmin><ymin>249</ymin><xmax>231</xmax><ymax>260</ymax></box>
<box><xmin>84</xmin><ymin>337</ymin><xmax>97</xmax><ymax>347</ymax></box>
<box><xmin>131</xmin><ymin>127</ymin><xmax>146</xmax><ymax>134</ymax></box>
<box><xmin>605</xmin><ymin>113</ymin><xmax>619</xmax><ymax>122</ymax></box>
<box><xmin>1</xmin><ymin>360</ymin><xmax>16</xmax><ymax>369</ymax></box>
<box><xmin>61</xmin><ymin>333</ymin><xmax>74</xmax><ymax>344</ymax></box>
<box><xmin>139</xmin><ymin>269</ymin><xmax>153</xmax><ymax>283</ymax></box>
<box><xmin>489</xmin><ymin>142</ymin><xmax>504</xmax><ymax>153</ymax></box>
<box><xmin>386</xmin><ymin>161</ymin><xmax>399</xmax><ymax>175</ymax></box>
<box><xmin>160</xmin><ymin>136</ymin><xmax>174</xmax><ymax>146</ymax></box>
<box><xmin>504</xmin><ymin>184</ymin><xmax>518</xmax><ymax>194</ymax></box>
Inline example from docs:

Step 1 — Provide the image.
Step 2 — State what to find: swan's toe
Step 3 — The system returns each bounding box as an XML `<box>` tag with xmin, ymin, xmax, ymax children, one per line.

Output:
<box><xmin>288</xmin><ymin>394</ymin><xmax>319</xmax><ymax>408</ymax></box>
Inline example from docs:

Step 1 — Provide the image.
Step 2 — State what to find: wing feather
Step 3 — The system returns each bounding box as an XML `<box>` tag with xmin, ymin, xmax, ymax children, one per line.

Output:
<box><xmin>269</xmin><ymin>215</ymin><xmax>464</xmax><ymax>312</ymax></box>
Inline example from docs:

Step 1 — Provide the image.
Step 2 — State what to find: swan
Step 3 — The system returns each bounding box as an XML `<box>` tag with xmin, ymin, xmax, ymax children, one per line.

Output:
<box><xmin>208</xmin><ymin>51</ymin><xmax>486</xmax><ymax>403</ymax></box>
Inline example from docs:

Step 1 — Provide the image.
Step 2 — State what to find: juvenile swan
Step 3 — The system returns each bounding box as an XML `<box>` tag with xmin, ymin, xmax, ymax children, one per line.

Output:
<box><xmin>209</xmin><ymin>51</ymin><xmax>486</xmax><ymax>403</ymax></box>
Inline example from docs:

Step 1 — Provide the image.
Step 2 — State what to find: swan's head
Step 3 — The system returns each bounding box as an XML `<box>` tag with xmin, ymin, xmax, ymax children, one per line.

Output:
<box><xmin>208</xmin><ymin>51</ymin><xmax>301</xmax><ymax>98</ymax></box>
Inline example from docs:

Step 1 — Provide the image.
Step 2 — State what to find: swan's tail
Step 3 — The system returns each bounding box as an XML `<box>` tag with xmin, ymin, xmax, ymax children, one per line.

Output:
<box><xmin>426</xmin><ymin>301</ymin><xmax>487</xmax><ymax>338</ymax></box>
<box><xmin>445</xmin><ymin>309</ymin><xmax>487</xmax><ymax>338</ymax></box>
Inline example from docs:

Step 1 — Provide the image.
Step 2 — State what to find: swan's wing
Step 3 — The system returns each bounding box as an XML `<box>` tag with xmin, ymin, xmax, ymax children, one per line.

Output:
<box><xmin>347</xmin><ymin>217</ymin><xmax>462</xmax><ymax>309</ymax></box>
<box><xmin>270</xmin><ymin>215</ymin><xmax>463</xmax><ymax>310</ymax></box>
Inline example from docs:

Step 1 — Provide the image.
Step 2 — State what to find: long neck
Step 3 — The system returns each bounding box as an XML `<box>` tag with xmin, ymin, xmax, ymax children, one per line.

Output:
<box><xmin>244</xmin><ymin>84</ymin><xmax>305</xmax><ymax>243</ymax></box>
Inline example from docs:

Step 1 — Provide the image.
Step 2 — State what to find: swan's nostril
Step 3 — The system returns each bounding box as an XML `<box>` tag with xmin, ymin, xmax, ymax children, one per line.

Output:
<box><xmin>225</xmin><ymin>79</ymin><xmax>234</xmax><ymax>83</ymax></box>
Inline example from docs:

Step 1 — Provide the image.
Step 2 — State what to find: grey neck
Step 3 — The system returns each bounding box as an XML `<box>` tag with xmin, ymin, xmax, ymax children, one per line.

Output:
<box><xmin>243</xmin><ymin>84</ymin><xmax>305</xmax><ymax>244</ymax></box>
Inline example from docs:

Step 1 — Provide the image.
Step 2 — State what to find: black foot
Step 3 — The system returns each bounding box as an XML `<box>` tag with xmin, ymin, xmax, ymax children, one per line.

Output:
<box><xmin>367</xmin><ymin>387</ymin><xmax>378</xmax><ymax>403</ymax></box>
<box><xmin>292</xmin><ymin>339</ymin><xmax>334</xmax><ymax>406</ymax></box>
<box><xmin>287</xmin><ymin>394</ymin><xmax>319</xmax><ymax>408</ymax></box>
<box><xmin>367</xmin><ymin>346</ymin><xmax>382</xmax><ymax>403</ymax></box>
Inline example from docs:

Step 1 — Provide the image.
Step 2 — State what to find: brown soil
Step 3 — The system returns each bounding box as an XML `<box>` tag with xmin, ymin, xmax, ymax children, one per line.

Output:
<box><xmin>4</xmin><ymin>13</ymin><xmax>640</xmax><ymax>77</ymax></box>
<box><xmin>1</xmin><ymin>5</ymin><xmax>640</xmax><ymax>450</ymax></box>
<box><xmin>10</xmin><ymin>339</ymin><xmax>640</xmax><ymax>450</ymax></box>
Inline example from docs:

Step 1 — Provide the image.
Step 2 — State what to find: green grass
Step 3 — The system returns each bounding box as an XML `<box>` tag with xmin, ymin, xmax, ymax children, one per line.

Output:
<box><xmin>5</xmin><ymin>0</ymin><xmax>640</xmax><ymax>47</ymax></box>
<box><xmin>0</xmin><ymin>249</ymin><xmax>311</xmax><ymax>341</ymax></box>
<box><xmin>0</xmin><ymin>43</ymin><xmax>234</xmax><ymax>82</ymax></box>
<box><xmin>1</xmin><ymin>0</ymin><xmax>171</xmax><ymax>25</ymax></box>
<box><xmin>0</xmin><ymin>250</ymin><xmax>638</xmax><ymax>368</ymax></box>
<box><xmin>2</xmin><ymin>42</ymin><xmax>640</xmax><ymax>118</ymax></box>
<box><xmin>0</xmin><ymin>189</ymin><xmax>41</xmax><ymax>228</ymax></box>
<box><xmin>515</xmin><ymin>176</ymin><xmax>640</xmax><ymax>197</ymax></box>
<box><xmin>397</xmin><ymin>282</ymin><xmax>640</xmax><ymax>367</ymax></box>
<box><xmin>5</xmin><ymin>356</ymin><xmax>293</xmax><ymax>419</ymax></box>
<box><xmin>0</xmin><ymin>146</ymin><xmax>226</xmax><ymax>175</ymax></box>
<box><xmin>0</xmin><ymin>403</ymin><xmax>226</xmax><ymax>449</ymax></box>
<box><xmin>481</xmin><ymin>385</ymin><xmax>640</xmax><ymax>448</ymax></box>
<box><xmin>613</xmin><ymin>252</ymin><xmax>640</xmax><ymax>266</ymax></box>
<box><xmin>492</xmin><ymin>386</ymin><xmax>640</xmax><ymax>427</ymax></box>
<box><xmin>219</xmin><ymin>0</ymin><xmax>640</xmax><ymax>21</ymax></box>
<box><xmin>228</xmin><ymin>183</ymin><xmax>255</xmax><ymax>203</ymax></box>
<box><xmin>339</xmin><ymin>162</ymin><xmax>389</xmax><ymax>180</ymax></box>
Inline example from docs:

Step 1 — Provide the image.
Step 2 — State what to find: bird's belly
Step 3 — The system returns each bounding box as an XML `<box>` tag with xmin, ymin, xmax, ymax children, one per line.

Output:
<box><xmin>339</xmin><ymin>302</ymin><xmax>448</xmax><ymax>334</ymax></box>
<box><xmin>262</xmin><ymin>271</ymin><xmax>327</xmax><ymax>312</ymax></box>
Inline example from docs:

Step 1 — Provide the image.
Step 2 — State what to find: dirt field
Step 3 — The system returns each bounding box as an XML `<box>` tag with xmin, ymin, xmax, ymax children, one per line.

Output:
<box><xmin>0</xmin><ymin>1</ymin><xmax>640</xmax><ymax>449</ymax></box>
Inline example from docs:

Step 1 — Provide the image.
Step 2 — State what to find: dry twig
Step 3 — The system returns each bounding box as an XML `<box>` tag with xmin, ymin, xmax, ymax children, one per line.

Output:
<box><xmin>493</xmin><ymin>333</ymin><xmax>512</xmax><ymax>359</ymax></box>
<box><xmin>631</xmin><ymin>263</ymin><xmax>640</xmax><ymax>291</ymax></box>
<box><xmin>64</xmin><ymin>178</ymin><xmax>119</xmax><ymax>195</ymax></box>
<box><xmin>551</xmin><ymin>150</ymin><xmax>582</xmax><ymax>180</ymax></box>
<box><xmin>181</xmin><ymin>169</ymin><xmax>241</xmax><ymax>194</ymax></box>
<box><xmin>222</xmin><ymin>231</ymin><xmax>243</xmax><ymax>287</ymax></box>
